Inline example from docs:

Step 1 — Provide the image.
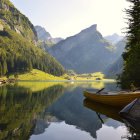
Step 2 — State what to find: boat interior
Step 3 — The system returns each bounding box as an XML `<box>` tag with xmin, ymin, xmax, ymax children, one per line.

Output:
<box><xmin>85</xmin><ymin>88</ymin><xmax>140</xmax><ymax>95</ymax></box>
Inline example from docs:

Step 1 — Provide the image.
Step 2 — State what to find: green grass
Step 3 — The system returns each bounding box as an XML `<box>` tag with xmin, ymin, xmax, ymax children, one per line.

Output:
<box><xmin>3</xmin><ymin>69</ymin><xmax>66</xmax><ymax>80</ymax></box>
<box><xmin>2</xmin><ymin>69</ymin><xmax>115</xmax><ymax>82</ymax></box>
<box><xmin>69</xmin><ymin>72</ymin><xmax>115</xmax><ymax>81</ymax></box>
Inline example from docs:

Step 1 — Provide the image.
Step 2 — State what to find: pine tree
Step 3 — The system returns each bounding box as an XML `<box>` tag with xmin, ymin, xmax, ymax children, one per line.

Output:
<box><xmin>2</xmin><ymin>60</ymin><xmax>8</xmax><ymax>75</ymax></box>
<box><xmin>0</xmin><ymin>62</ymin><xmax>2</xmax><ymax>77</ymax></box>
<box><xmin>120</xmin><ymin>0</ymin><xmax>140</xmax><ymax>89</ymax></box>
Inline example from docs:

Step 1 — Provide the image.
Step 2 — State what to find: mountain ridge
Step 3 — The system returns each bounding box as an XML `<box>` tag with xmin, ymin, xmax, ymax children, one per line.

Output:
<box><xmin>47</xmin><ymin>24</ymin><xmax>120</xmax><ymax>73</ymax></box>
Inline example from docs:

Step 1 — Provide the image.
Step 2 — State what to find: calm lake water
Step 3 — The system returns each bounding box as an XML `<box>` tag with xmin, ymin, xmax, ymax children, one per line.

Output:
<box><xmin>0</xmin><ymin>81</ymin><xmax>139</xmax><ymax>140</ymax></box>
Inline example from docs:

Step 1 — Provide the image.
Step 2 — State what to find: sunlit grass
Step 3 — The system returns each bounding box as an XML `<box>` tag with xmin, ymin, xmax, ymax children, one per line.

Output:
<box><xmin>4</xmin><ymin>69</ymin><xmax>66</xmax><ymax>80</ymax></box>
<box><xmin>2</xmin><ymin>69</ymin><xmax>115</xmax><ymax>82</ymax></box>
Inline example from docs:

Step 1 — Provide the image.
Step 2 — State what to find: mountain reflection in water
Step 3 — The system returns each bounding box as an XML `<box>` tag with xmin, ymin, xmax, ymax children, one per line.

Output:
<box><xmin>0</xmin><ymin>81</ymin><xmax>140</xmax><ymax>140</ymax></box>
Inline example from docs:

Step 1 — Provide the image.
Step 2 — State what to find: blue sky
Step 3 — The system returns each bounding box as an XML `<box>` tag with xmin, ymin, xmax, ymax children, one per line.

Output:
<box><xmin>10</xmin><ymin>0</ymin><xmax>130</xmax><ymax>38</ymax></box>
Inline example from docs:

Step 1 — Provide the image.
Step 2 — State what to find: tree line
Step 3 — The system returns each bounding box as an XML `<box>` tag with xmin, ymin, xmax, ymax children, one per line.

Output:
<box><xmin>119</xmin><ymin>0</ymin><xmax>140</xmax><ymax>89</ymax></box>
<box><xmin>0</xmin><ymin>28</ymin><xmax>65</xmax><ymax>77</ymax></box>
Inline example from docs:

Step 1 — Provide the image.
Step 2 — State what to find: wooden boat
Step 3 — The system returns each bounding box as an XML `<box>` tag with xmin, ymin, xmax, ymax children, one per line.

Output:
<box><xmin>83</xmin><ymin>88</ymin><xmax>140</xmax><ymax>107</ymax></box>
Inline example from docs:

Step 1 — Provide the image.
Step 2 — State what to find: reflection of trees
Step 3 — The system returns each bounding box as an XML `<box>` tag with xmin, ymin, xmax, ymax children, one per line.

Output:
<box><xmin>122</xmin><ymin>127</ymin><xmax>140</xmax><ymax>140</ymax></box>
<box><xmin>0</xmin><ymin>84</ymin><xmax>64</xmax><ymax>140</ymax></box>
<box><xmin>46</xmin><ymin>87</ymin><xmax>106</xmax><ymax>138</ymax></box>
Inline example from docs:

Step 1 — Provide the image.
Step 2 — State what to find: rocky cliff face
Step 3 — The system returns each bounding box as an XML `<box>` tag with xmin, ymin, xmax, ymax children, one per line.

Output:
<box><xmin>35</xmin><ymin>25</ymin><xmax>51</xmax><ymax>40</ymax></box>
<box><xmin>35</xmin><ymin>25</ymin><xmax>63</xmax><ymax>44</ymax></box>
<box><xmin>47</xmin><ymin>24</ymin><xmax>119</xmax><ymax>73</ymax></box>
<box><xmin>0</xmin><ymin>0</ymin><xmax>38</xmax><ymax>44</ymax></box>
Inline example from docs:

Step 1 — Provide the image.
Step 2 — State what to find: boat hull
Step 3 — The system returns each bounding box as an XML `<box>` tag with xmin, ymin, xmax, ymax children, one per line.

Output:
<box><xmin>83</xmin><ymin>90</ymin><xmax>140</xmax><ymax>107</ymax></box>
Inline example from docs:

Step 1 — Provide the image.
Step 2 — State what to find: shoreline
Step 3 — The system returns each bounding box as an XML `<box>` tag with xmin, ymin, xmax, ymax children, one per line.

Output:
<box><xmin>0</xmin><ymin>79</ymin><xmax>15</xmax><ymax>86</ymax></box>
<box><xmin>15</xmin><ymin>79</ymin><xmax>116</xmax><ymax>82</ymax></box>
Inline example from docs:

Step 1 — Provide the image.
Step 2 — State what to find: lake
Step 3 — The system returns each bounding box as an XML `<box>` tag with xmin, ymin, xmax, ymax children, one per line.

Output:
<box><xmin>0</xmin><ymin>81</ymin><xmax>139</xmax><ymax>140</ymax></box>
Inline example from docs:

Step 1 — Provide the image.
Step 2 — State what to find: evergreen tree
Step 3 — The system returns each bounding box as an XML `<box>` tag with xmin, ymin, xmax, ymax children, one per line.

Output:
<box><xmin>2</xmin><ymin>60</ymin><xmax>8</xmax><ymax>75</ymax></box>
<box><xmin>0</xmin><ymin>28</ymin><xmax>65</xmax><ymax>77</ymax></box>
<box><xmin>119</xmin><ymin>0</ymin><xmax>140</xmax><ymax>89</ymax></box>
<box><xmin>0</xmin><ymin>62</ymin><xmax>2</xmax><ymax>77</ymax></box>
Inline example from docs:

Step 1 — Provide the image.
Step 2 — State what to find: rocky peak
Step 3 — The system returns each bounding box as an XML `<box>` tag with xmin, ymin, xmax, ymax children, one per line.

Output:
<box><xmin>48</xmin><ymin>24</ymin><xmax>117</xmax><ymax>73</ymax></box>
<box><xmin>80</xmin><ymin>24</ymin><xmax>97</xmax><ymax>35</ymax></box>
<box><xmin>35</xmin><ymin>25</ymin><xmax>51</xmax><ymax>40</ymax></box>
<box><xmin>35</xmin><ymin>25</ymin><xmax>63</xmax><ymax>44</ymax></box>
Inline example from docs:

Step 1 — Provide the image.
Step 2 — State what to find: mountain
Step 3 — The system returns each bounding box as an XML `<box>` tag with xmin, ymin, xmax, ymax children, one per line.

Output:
<box><xmin>35</xmin><ymin>25</ymin><xmax>63</xmax><ymax>45</ymax></box>
<box><xmin>105</xmin><ymin>56</ymin><xmax>124</xmax><ymax>77</ymax></box>
<box><xmin>105</xmin><ymin>38</ymin><xmax>126</xmax><ymax>76</ymax></box>
<box><xmin>47</xmin><ymin>24</ymin><xmax>119</xmax><ymax>73</ymax></box>
<box><xmin>0</xmin><ymin>0</ymin><xmax>38</xmax><ymax>44</ymax></box>
<box><xmin>115</xmin><ymin>38</ymin><xmax>126</xmax><ymax>54</ymax></box>
<box><xmin>0</xmin><ymin>0</ymin><xmax>65</xmax><ymax>77</ymax></box>
<box><xmin>35</xmin><ymin>25</ymin><xmax>51</xmax><ymax>40</ymax></box>
<box><xmin>104</xmin><ymin>33</ymin><xmax>124</xmax><ymax>45</ymax></box>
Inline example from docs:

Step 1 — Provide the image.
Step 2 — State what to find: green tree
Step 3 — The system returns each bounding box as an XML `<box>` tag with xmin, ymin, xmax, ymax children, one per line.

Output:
<box><xmin>2</xmin><ymin>60</ymin><xmax>8</xmax><ymax>75</ymax></box>
<box><xmin>14</xmin><ymin>73</ymin><xmax>18</xmax><ymax>79</ymax></box>
<box><xmin>119</xmin><ymin>0</ymin><xmax>140</xmax><ymax>89</ymax></box>
<box><xmin>0</xmin><ymin>62</ymin><xmax>2</xmax><ymax>77</ymax></box>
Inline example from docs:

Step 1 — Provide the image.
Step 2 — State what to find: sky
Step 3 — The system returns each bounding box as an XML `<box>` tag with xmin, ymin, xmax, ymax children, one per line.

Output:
<box><xmin>10</xmin><ymin>0</ymin><xmax>130</xmax><ymax>38</ymax></box>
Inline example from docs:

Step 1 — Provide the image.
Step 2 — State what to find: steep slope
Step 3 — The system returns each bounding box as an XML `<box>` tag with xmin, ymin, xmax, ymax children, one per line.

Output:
<box><xmin>104</xmin><ymin>33</ymin><xmax>124</xmax><ymax>45</ymax></box>
<box><xmin>105</xmin><ymin>38</ymin><xmax>126</xmax><ymax>76</ymax></box>
<box><xmin>35</xmin><ymin>25</ymin><xmax>63</xmax><ymax>44</ymax></box>
<box><xmin>0</xmin><ymin>0</ymin><xmax>65</xmax><ymax>77</ymax></box>
<box><xmin>0</xmin><ymin>0</ymin><xmax>38</xmax><ymax>44</ymax></box>
<box><xmin>105</xmin><ymin>57</ymin><xmax>124</xmax><ymax>77</ymax></box>
<box><xmin>47</xmin><ymin>24</ymin><xmax>118</xmax><ymax>73</ymax></box>
<box><xmin>35</xmin><ymin>25</ymin><xmax>51</xmax><ymax>41</ymax></box>
<box><xmin>114</xmin><ymin>38</ymin><xmax>126</xmax><ymax>55</ymax></box>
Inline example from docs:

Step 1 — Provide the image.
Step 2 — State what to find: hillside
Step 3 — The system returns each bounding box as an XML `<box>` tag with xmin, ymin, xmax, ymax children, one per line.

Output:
<box><xmin>0</xmin><ymin>0</ymin><xmax>65</xmax><ymax>77</ymax></box>
<box><xmin>47</xmin><ymin>24</ymin><xmax>119</xmax><ymax>73</ymax></box>
<box><xmin>0</xmin><ymin>0</ymin><xmax>38</xmax><ymax>43</ymax></box>
<box><xmin>105</xmin><ymin>57</ymin><xmax>124</xmax><ymax>77</ymax></box>
<box><xmin>105</xmin><ymin>38</ymin><xmax>126</xmax><ymax>76</ymax></box>
<box><xmin>3</xmin><ymin>69</ymin><xmax>66</xmax><ymax>80</ymax></box>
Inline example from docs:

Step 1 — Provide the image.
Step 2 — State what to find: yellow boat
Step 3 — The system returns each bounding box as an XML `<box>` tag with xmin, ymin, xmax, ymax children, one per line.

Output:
<box><xmin>83</xmin><ymin>89</ymin><xmax>140</xmax><ymax>107</ymax></box>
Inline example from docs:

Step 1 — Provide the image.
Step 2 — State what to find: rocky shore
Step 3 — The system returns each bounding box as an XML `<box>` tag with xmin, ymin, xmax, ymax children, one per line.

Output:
<box><xmin>0</xmin><ymin>79</ymin><xmax>15</xmax><ymax>86</ymax></box>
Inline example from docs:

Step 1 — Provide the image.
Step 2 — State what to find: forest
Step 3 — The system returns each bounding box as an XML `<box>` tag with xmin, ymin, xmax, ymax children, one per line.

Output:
<box><xmin>0</xmin><ymin>28</ymin><xmax>65</xmax><ymax>77</ymax></box>
<box><xmin>119</xmin><ymin>0</ymin><xmax>140</xmax><ymax>89</ymax></box>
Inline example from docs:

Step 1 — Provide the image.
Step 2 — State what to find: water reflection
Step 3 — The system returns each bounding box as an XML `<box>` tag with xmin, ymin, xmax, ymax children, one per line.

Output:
<box><xmin>0</xmin><ymin>82</ymin><xmax>140</xmax><ymax>140</ymax></box>
<box><xmin>0</xmin><ymin>83</ymin><xmax>64</xmax><ymax>140</ymax></box>
<box><xmin>84</xmin><ymin>99</ymin><xmax>123</xmax><ymax>123</ymax></box>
